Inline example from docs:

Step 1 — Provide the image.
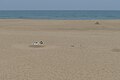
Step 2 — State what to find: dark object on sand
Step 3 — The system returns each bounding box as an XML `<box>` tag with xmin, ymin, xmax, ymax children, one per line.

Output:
<box><xmin>71</xmin><ymin>45</ymin><xmax>75</xmax><ymax>47</ymax></box>
<box><xmin>40</xmin><ymin>41</ymin><xmax>43</xmax><ymax>44</ymax></box>
<box><xmin>95</xmin><ymin>21</ymin><xmax>100</xmax><ymax>24</ymax></box>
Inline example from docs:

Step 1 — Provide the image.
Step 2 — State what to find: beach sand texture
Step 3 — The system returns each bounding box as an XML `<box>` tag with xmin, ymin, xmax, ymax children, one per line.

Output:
<box><xmin>0</xmin><ymin>19</ymin><xmax>120</xmax><ymax>80</ymax></box>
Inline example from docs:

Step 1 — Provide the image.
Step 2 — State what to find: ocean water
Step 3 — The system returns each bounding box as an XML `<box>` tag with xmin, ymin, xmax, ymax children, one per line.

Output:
<box><xmin>0</xmin><ymin>10</ymin><xmax>120</xmax><ymax>20</ymax></box>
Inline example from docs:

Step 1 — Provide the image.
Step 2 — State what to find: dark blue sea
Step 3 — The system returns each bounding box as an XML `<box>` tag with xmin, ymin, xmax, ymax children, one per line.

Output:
<box><xmin>0</xmin><ymin>10</ymin><xmax>120</xmax><ymax>20</ymax></box>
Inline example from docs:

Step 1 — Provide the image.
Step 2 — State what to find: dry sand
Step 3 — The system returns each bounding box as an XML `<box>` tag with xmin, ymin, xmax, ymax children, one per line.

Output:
<box><xmin>0</xmin><ymin>19</ymin><xmax>120</xmax><ymax>80</ymax></box>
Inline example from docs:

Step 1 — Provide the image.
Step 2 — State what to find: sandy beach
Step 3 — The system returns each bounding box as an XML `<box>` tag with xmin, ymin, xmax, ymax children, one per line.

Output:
<box><xmin>1</xmin><ymin>19</ymin><xmax>120</xmax><ymax>80</ymax></box>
